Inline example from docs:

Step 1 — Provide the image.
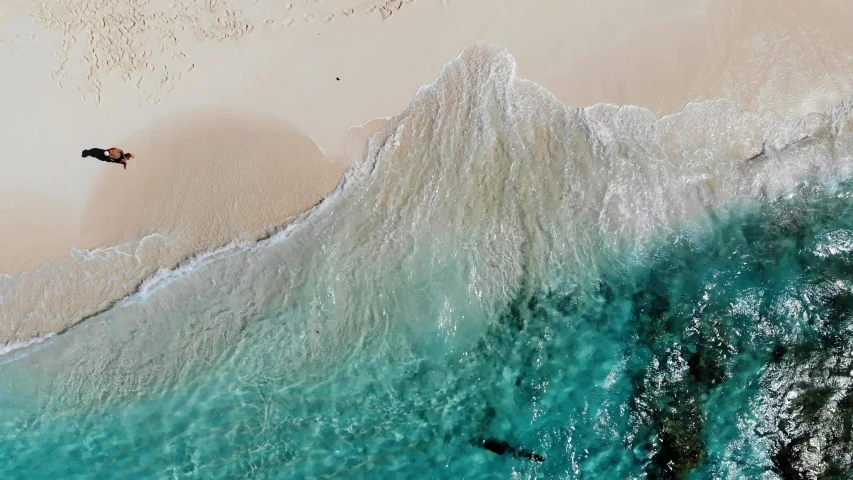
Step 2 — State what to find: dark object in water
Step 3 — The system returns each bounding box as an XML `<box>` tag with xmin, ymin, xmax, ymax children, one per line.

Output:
<box><xmin>745</xmin><ymin>146</ymin><xmax>765</xmax><ymax>162</ymax></box>
<box><xmin>473</xmin><ymin>438</ymin><xmax>545</xmax><ymax>462</ymax></box>
<box><xmin>745</xmin><ymin>135</ymin><xmax>813</xmax><ymax>162</ymax></box>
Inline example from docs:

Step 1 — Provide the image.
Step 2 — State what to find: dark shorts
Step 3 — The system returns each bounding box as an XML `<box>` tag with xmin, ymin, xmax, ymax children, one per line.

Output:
<box><xmin>82</xmin><ymin>149</ymin><xmax>125</xmax><ymax>164</ymax></box>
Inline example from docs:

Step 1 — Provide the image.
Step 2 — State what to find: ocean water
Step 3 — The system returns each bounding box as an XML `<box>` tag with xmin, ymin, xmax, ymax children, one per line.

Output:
<box><xmin>2</xmin><ymin>42</ymin><xmax>853</xmax><ymax>479</ymax></box>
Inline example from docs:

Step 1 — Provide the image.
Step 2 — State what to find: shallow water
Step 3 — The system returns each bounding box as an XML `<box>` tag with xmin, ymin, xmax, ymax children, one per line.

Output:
<box><xmin>3</xmin><ymin>43</ymin><xmax>853</xmax><ymax>479</ymax></box>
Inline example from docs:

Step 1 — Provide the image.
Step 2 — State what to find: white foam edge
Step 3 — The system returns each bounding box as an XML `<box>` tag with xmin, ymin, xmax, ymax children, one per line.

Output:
<box><xmin>0</xmin><ymin>233</ymin><xmax>170</xmax><ymax>280</ymax></box>
<box><xmin>0</xmin><ymin>333</ymin><xmax>56</xmax><ymax>363</ymax></box>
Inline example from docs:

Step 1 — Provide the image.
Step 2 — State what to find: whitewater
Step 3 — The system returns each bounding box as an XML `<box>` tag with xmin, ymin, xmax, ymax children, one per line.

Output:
<box><xmin>2</xmin><ymin>42</ymin><xmax>853</xmax><ymax>478</ymax></box>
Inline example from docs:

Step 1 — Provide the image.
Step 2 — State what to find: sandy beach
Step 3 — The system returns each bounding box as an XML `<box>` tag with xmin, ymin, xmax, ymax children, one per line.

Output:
<box><xmin>3</xmin><ymin>0</ymin><xmax>853</xmax><ymax>346</ymax></box>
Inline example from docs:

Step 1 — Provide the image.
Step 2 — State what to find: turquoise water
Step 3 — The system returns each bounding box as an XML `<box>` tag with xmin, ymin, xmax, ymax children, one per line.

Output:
<box><xmin>3</xmin><ymin>178</ymin><xmax>853</xmax><ymax>479</ymax></box>
<box><xmin>3</xmin><ymin>43</ymin><xmax>853</xmax><ymax>478</ymax></box>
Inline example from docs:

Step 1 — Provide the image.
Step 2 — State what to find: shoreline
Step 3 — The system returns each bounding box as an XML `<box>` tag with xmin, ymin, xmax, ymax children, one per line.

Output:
<box><xmin>0</xmin><ymin>108</ymin><xmax>349</xmax><ymax>346</ymax></box>
<box><xmin>0</xmin><ymin>116</ymin><xmax>363</xmax><ymax>355</ymax></box>
<box><xmin>4</xmin><ymin>84</ymin><xmax>853</xmax><ymax>354</ymax></box>
<box><xmin>5</xmin><ymin>0</ymin><xmax>853</xmax><ymax>346</ymax></box>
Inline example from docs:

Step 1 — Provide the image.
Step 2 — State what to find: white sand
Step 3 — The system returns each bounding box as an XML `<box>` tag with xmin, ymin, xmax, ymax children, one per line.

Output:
<box><xmin>3</xmin><ymin>0</ymin><xmax>853</xmax><ymax>344</ymax></box>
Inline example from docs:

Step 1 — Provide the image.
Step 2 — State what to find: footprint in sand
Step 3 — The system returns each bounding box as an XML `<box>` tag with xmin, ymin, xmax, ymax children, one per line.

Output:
<box><xmin>304</xmin><ymin>13</ymin><xmax>315</xmax><ymax>22</ymax></box>
<box><xmin>324</xmin><ymin>14</ymin><xmax>334</xmax><ymax>23</ymax></box>
<box><xmin>342</xmin><ymin>8</ymin><xmax>354</xmax><ymax>17</ymax></box>
<box><xmin>283</xmin><ymin>18</ymin><xmax>295</xmax><ymax>27</ymax></box>
<box><xmin>284</xmin><ymin>3</ymin><xmax>292</xmax><ymax>10</ymax></box>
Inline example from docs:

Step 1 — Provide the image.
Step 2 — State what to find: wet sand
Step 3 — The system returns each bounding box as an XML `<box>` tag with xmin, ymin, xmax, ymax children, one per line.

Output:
<box><xmin>81</xmin><ymin>110</ymin><xmax>347</xmax><ymax>251</ymax></box>
<box><xmin>0</xmin><ymin>192</ymin><xmax>79</xmax><ymax>275</ymax></box>
<box><xmin>0</xmin><ymin>111</ymin><xmax>346</xmax><ymax>345</ymax></box>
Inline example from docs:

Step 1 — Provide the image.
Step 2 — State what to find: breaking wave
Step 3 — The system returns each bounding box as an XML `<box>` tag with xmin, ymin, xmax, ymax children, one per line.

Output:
<box><xmin>3</xmin><ymin>42</ymin><xmax>853</xmax><ymax>478</ymax></box>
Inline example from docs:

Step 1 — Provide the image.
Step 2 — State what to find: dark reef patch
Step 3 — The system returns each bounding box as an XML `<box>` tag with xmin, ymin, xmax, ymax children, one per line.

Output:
<box><xmin>451</xmin><ymin>179</ymin><xmax>853</xmax><ymax>478</ymax></box>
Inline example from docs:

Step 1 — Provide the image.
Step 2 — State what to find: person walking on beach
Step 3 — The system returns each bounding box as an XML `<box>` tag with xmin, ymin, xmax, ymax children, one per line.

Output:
<box><xmin>81</xmin><ymin>147</ymin><xmax>134</xmax><ymax>170</ymax></box>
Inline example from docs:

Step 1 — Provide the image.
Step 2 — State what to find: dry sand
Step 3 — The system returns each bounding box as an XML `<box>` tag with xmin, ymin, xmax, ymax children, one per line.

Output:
<box><xmin>3</xmin><ymin>0</ymin><xmax>853</xmax><ymax>345</ymax></box>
